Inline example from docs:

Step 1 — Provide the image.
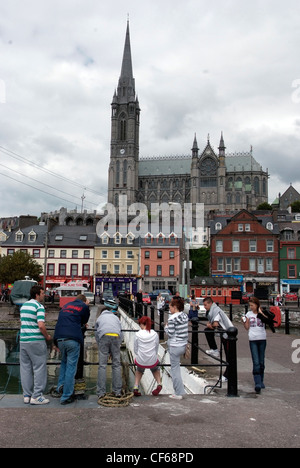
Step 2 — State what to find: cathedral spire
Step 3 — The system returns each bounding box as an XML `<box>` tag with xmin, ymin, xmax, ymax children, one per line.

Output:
<box><xmin>117</xmin><ymin>21</ymin><xmax>135</xmax><ymax>103</ymax></box>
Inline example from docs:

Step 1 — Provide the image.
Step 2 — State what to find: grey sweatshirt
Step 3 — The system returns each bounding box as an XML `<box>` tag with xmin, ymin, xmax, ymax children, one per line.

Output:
<box><xmin>95</xmin><ymin>309</ymin><xmax>123</xmax><ymax>344</ymax></box>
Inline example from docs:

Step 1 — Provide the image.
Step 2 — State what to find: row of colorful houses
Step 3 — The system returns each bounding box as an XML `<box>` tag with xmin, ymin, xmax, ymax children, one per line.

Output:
<box><xmin>1</xmin><ymin>207</ymin><xmax>300</xmax><ymax>300</ymax></box>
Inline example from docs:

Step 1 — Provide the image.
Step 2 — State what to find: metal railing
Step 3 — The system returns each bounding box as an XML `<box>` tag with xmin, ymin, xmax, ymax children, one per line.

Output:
<box><xmin>0</xmin><ymin>299</ymin><xmax>239</xmax><ymax>397</ymax></box>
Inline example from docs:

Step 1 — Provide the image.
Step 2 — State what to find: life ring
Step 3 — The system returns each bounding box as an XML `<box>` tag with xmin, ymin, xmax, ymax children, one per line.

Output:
<box><xmin>269</xmin><ymin>306</ymin><xmax>282</xmax><ymax>328</ymax></box>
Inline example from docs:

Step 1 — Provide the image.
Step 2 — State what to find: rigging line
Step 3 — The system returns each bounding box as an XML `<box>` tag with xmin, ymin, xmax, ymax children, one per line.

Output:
<box><xmin>0</xmin><ymin>145</ymin><xmax>107</xmax><ymax>198</ymax></box>
<box><xmin>0</xmin><ymin>162</ymin><xmax>101</xmax><ymax>207</ymax></box>
<box><xmin>0</xmin><ymin>171</ymin><xmax>96</xmax><ymax>207</ymax></box>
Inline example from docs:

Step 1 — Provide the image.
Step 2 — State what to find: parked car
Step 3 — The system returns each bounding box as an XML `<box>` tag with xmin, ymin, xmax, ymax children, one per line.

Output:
<box><xmin>149</xmin><ymin>289</ymin><xmax>172</xmax><ymax>302</ymax></box>
<box><xmin>85</xmin><ymin>291</ymin><xmax>95</xmax><ymax>305</ymax></box>
<box><xmin>101</xmin><ymin>290</ymin><xmax>114</xmax><ymax>304</ymax></box>
<box><xmin>142</xmin><ymin>293</ymin><xmax>151</xmax><ymax>305</ymax></box>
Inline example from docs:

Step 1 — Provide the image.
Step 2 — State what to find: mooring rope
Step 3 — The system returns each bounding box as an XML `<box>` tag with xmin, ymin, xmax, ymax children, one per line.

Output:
<box><xmin>97</xmin><ymin>390</ymin><xmax>134</xmax><ymax>408</ymax></box>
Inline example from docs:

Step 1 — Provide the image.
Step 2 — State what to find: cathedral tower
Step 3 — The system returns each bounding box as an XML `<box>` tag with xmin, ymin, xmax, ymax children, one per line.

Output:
<box><xmin>108</xmin><ymin>21</ymin><xmax>140</xmax><ymax>207</ymax></box>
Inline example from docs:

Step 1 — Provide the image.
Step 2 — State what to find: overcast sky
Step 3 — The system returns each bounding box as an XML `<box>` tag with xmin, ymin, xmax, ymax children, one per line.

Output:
<box><xmin>0</xmin><ymin>0</ymin><xmax>300</xmax><ymax>218</ymax></box>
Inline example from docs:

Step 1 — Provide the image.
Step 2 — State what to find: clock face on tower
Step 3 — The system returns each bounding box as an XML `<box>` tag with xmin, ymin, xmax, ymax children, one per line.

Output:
<box><xmin>200</xmin><ymin>158</ymin><xmax>217</xmax><ymax>176</ymax></box>
<box><xmin>120</xmin><ymin>149</ymin><xmax>125</xmax><ymax>155</ymax></box>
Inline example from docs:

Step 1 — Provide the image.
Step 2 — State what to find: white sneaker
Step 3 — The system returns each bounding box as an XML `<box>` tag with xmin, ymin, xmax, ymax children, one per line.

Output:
<box><xmin>169</xmin><ymin>394</ymin><xmax>183</xmax><ymax>400</ymax></box>
<box><xmin>206</xmin><ymin>349</ymin><xmax>220</xmax><ymax>358</ymax></box>
<box><xmin>221</xmin><ymin>376</ymin><xmax>228</xmax><ymax>383</ymax></box>
<box><xmin>30</xmin><ymin>395</ymin><xmax>50</xmax><ymax>405</ymax></box>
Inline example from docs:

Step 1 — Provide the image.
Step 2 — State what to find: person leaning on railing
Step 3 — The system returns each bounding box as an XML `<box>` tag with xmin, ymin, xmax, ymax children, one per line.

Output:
<box><xmin>164</xmin><ymin>297</ymin><xmax>189</xmax><ymax>400</ymax></box>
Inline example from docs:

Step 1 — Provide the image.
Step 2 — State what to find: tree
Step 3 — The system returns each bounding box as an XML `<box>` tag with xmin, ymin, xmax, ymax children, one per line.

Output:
<box><xmin>190</xmin><ymin>247</ymin><xmax>210</xmax><ymax>279</ymax></box>
<box><xmin>290</xmin><ymin>201</ymin><xmax>300</xmax><ymax>213</ymax></box>
<box><xmin>257</xmin><ymin>202</ymin><xmax>272</xmax><ymax>210</ymax></box>
<box><xmin>0</xmin><ymin>251</ymin><xmax>43</xmax><ymax>284</ymax></box>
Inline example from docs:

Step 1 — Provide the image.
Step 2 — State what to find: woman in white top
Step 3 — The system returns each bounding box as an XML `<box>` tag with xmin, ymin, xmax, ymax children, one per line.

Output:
<box><xmin>243</xmin><ymin>297</ymin><xmax>267</xmax><ymax>394</ymax></box>
<box><xmin>133</xmin><ymin>316</ymin><xmax>162</xmax><ymax>397</ymax></box>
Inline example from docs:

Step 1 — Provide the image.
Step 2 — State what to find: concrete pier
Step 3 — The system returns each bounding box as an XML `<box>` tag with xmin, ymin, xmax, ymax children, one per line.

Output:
<box><xmin>0</xmin><ymin>322</ymin><xmax>299</xmax><ymax>448</ymax></box>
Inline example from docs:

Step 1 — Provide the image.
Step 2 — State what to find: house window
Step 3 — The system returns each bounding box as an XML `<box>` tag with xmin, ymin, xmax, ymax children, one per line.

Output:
<box><xmin>257</xmin><ymin>259</ymin><xmax>264</xmax><ymax>274</ymax></box>
<box><xmin>59</xmin><ymin>264</ymin><xmax>66</xmax><ymax>276</ymax></box>
<box><xmin>249</xmin><ymin>240</ymin><xmax>257</xmax><ymax>252</ymax></box>
<box><xmin>245</xmin><ymin>224</ymin><xmax>251</xmax><ymax>232</ymax></box>
<box><xmin>216</xmin><ymin>240</ymin><xmax>223</xmax><ymax>253</ymax></box>
<box><xmin>114</xmin><ymin>234</ymin><xmax>122</xmax><ymax>244</ymax></box>
<box><xmin>238</xmin><ymin>224</ymin><xmax>243</xmax><ymax>232</ymax></box>
<box><xmin>233</xmin><ymin>258</ymin><xmax>241</xmax><ymax>271</ymax></box>
<box><xmin>169</xmin><ymin>265</ymin><xmax>175</xmax><ymax>276</ymax></box>
<box><xmin>249</xmin><ymin>259</ymin><xmax>256</xmax><ymax>271</ymax></box>
<box><xmin>233</xmin><ymin>241</ymin><xmax>240</xmax><ymax>252</ymax></box>
<box><xmin>157</xmin><ymin>266</ymin><xmax>162</xmax><ymax>276</ymax></box>
<box><xmin>33</xmin><ymin>249</ymin><xmax>40</xmax><ymax>258</ymax></box>
<box><xmin>266</xmin><ymin>259</ymin><xmax>273</xmax><ymax>272</ymax></box>
<box><xmin>288</xmin><ymin>248</ymin><xmax>296</xmax><ymax>259</ymax></box>
<box><xmin>170</xmin><ymin>251</ymin><xmax>175</xmax><ymax>259</ymax></box>
<box><xmin>47</xmin><ymin>264</ymin><xmax>55</xmax><ymax>276</ymax></box>
<box><xmin>157</xmin><ymin>251</ymin><xmax>162</xmax><ymax>259</ymax></box>
<box><xmin>82</xmin><ymin>265</ymin><xmax>90</xmax><ymax>277</ymax></box>
<box><xmin>102</xmin><ymin>235</ymin><xmax>109</xmax><ymax>244</ymax></box>
<box><xmin>217</xmin><ymin>258</ymin><xmax>224</xmax><ymax>271</ymax></box>
<box><xmin>145</xmin><ymin>251</ymin><xmax>150</xmax><ymax>259</ymax></box>
<box><xmin>101</xmin><ymin>265</ymin><xmax>107</xmax><ymax>274</ymax></box>
<box><xmin>114</xmin><ymin>265</ymin><xmax>120</xmax><ymax>274</ymax></box>
<box><xmin>144</xmin><ymin>265</ymin><xmax>150</xmax><ymax>276</ymax></box>
<box><xmin>71</xmin><ymin>264</ymin><xmax>78</xmax><ymax>276</ymax></box>
<box><xmin>226</xmin><ymin>259</ymin><xmax>232</xmax><ymax>273</ymax></box>
<box><xmin>8</xmin><ymin>249</ymin><xmax>15</xmax><ymax>255</ymax></box>
<box><xmin>127</xmin><ymin>251</ymin><xmax>134</xmax><ymax>259</ymax></box>
<box><xmin>102</xmin><ymin>250</ymin><xmax>108</xmax><ymax>259</ymax></box>
<box><xmin>288</xmin><ymin>265</ymin><xmax>296</xmax><ymax>278</ymax></box>
<box><xmin>115</xmin><ymin>251</ymin><xmax>120</xmax><ymax>259</ymax></box>
<box><xmin>48</xmin><ymin>250</ymin><xmax>55</xmax><ymax>258</ymax></box>
<box><xmin>267</xmin><ymin>240</ymin><xmax>274</xmax><ymax>252</ymax></box>
<box><xmin>127</xmin><ymin>265</ymin><xmax>133</xmax><ymax>275</ymax></box>
<box><xmin>72</xmin><ymin>250</ymin><xmax>78</xmax><ymax>259</ymax></box>
<box><xmin>60</xmin><ymin>250</ymin><xmax>67</xmax><ymax>258</ymax></box>
<box><xmin>84</xmin><ymin>250</ymin><xmax>90</xmax><ymax>259</ymax></box>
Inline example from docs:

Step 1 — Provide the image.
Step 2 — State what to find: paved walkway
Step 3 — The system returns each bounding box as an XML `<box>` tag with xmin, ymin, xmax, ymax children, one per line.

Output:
<box><xmin>0</xmin><ymin>324</ymin><xmax>299</xmax><ymax>448</ymax></box>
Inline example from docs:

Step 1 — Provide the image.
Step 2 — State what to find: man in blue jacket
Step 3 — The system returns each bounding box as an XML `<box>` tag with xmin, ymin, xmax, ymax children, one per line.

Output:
<box><xmin>54</xmin><ymin>294</ymin><xmax>90</xmax><ymax>405</ymax></box>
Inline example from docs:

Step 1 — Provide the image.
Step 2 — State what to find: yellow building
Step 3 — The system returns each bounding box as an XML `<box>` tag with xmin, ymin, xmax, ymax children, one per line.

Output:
<box><xmin>94</xmin><ymin>232</ymin><xmax>140</xmax><ymax>297</ymax></box>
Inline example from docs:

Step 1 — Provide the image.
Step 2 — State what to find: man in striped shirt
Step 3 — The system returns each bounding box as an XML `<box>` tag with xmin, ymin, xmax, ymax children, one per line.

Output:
<box><xmin>20</xmin><ymin>285</ymin><xmax>52</xmax><ymax>405</ymax></box>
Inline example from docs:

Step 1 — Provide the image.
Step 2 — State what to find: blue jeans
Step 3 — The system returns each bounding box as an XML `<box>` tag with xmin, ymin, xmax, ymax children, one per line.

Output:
<box><xmin>249</xmin><ymin>340</ymin><xmax>267</xmax><ymax>389</ymax></box>
<box><xmin>57</xmin><ymin>339</ymin><xmax>80</xmax><ymax>402</ymax></box>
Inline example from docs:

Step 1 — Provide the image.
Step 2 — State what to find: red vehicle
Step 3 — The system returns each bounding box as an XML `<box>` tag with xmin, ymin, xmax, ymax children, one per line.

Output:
<box><xmin>284</xmin><ymin>293</ymin><xmax>298</xmax><ymax>302</ymax></box>
<box><xmin>142</xmin><ymin>294</ymin><xmax>151</xmax><ymax>305</ymax></box>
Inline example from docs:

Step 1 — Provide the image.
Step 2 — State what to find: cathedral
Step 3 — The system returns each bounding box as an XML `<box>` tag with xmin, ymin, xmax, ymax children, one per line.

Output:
<box><xmin>108</xmin><ymin>23</ymin><xmax>269</xmax><ymax>213</ymax></box>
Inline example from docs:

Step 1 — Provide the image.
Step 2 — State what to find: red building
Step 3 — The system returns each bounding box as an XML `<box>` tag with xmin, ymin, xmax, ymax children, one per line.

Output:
<box><xmin>141</xmin><ymin>233</ymin><xmax>180</xmax><ymax>294</ymax></box>
<box><xmin>210</xmin><ymin>210</ymin><xmax>279</xmax><ymax>299</ymax></box>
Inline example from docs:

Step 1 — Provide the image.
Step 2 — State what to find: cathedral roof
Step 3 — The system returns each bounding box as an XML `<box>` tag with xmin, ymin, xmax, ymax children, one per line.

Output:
<box><xmin>139</xmin><ymin>153</ymin><xmax>266</xmax><ymax>177</ymax></box>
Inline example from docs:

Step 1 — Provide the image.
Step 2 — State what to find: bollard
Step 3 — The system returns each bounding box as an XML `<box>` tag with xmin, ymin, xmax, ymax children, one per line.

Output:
<box><xmin>159</xmin><ymin>308</ymin><xmax>165</xmax><ymax>341</ymax></box>
<box><xmin>226</xmin><ymin>327</ymin><xmax>239</xmax><ymax>398</ymax></box>
<box><xmin>150</xmin><ymin>306</ymin><xmax>155</xmax><ymax>330</ymax></box>
<box><xmin>285</xmin><ymin>309</ymin><xmax>290</xmax><ymax>335</ymax></box>
<box><xmin>229</xmin><ymin>303</ymin><xmax>233</xmax><ymax>322</ymax></box>
<box><xmin>191</xmin><ymin>319</ymin><xmax>199</xmax><ymax>365</ymax></box>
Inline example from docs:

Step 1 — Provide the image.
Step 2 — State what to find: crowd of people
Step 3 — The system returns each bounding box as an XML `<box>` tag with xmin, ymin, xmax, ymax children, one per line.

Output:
<box><xmin>18</xmin><ymin>285</ymin><xmax>274</xmax><ymax>405</ymax></box>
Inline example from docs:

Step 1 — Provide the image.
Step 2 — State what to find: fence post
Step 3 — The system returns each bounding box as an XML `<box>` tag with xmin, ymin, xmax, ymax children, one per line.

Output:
<box><xmin>159</xmin><ymin>308</ymin><xmax>164</xmax><ymax>341</ymax></box>
<box><xmin>285</xmin><ymin>309</ymin><xmax>290</xmax><ymax>335</ymax></box>
<box><xmin>226</xmin><ymin>327</ymin><xmax>239</xmax><ymax>398</ymax></box>
<box><xmin>229</xmin><ymin>304</ymin><xmax>233</xmax><ymax>322</ymax></box>
<box><xmin>191</xmin><ymin>319</ymin><xmax>199</xmax><ymax>365</ymax></box>
<box><xmin>150</xmin><ymin>306</ymin><xmax>155</xmax><ymax>330</ymax></box>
